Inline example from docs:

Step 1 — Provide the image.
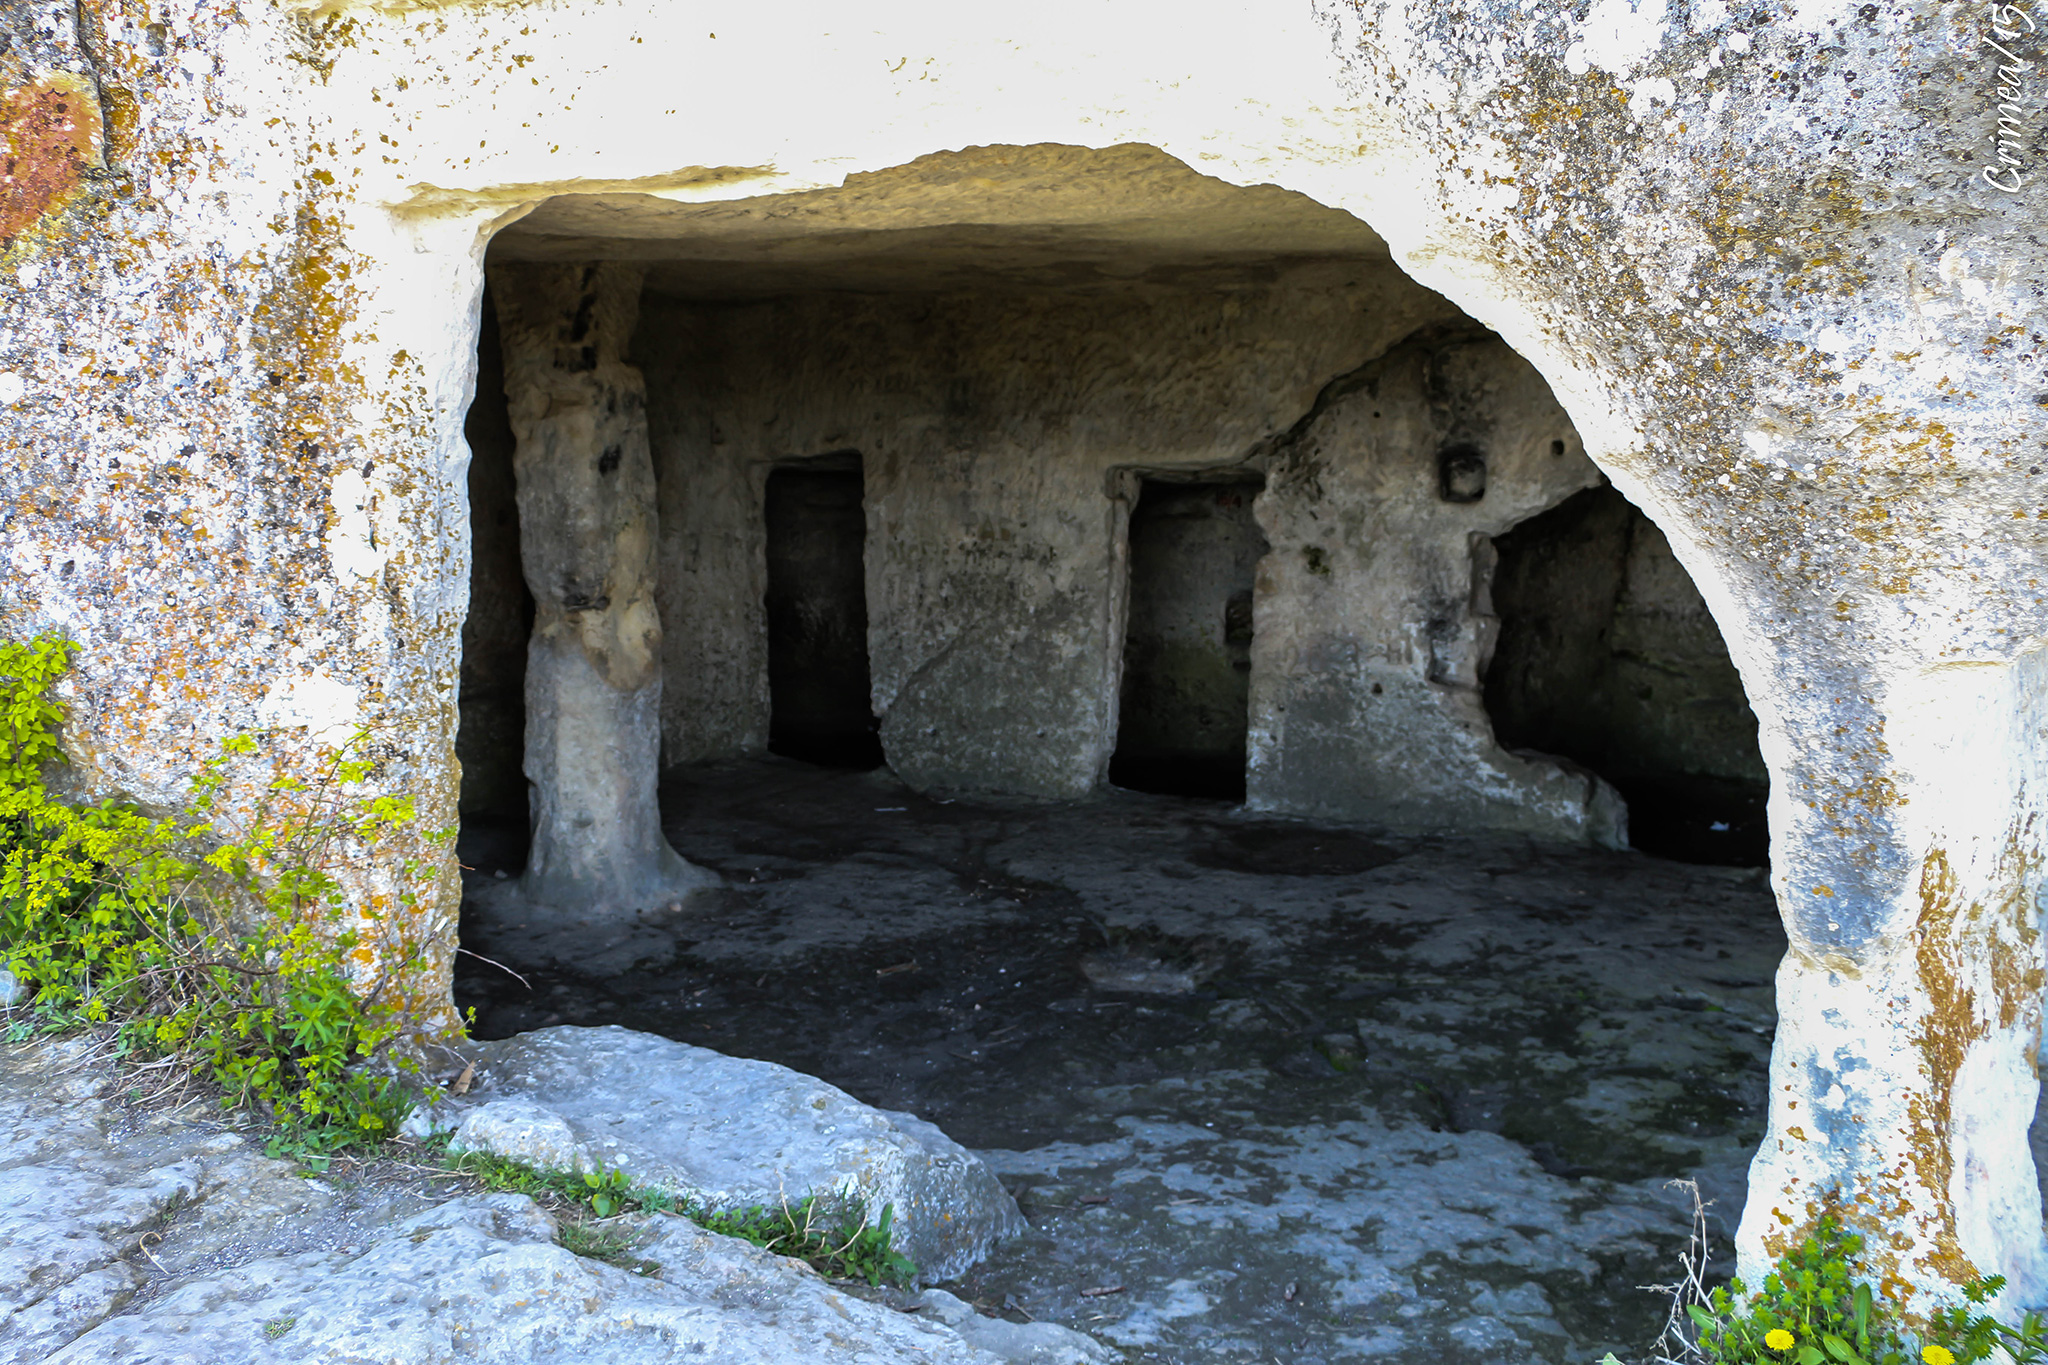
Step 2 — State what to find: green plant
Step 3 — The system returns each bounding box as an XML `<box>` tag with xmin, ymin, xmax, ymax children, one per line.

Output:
<box><xmin>557</xmin><ymin>1222</ymin><xmax>660</xmax><ymax>1274</ymax></box>
<box><xmin>696</xmin><ymin>1195</ymin><xmax>916</xmax><ymax>1289</ymax></box>
<box><xmin>440</xmin><ymin>1144</ymin><xmax>917</xmax><ymax>1287</ymax></box>
<box><xmin>0</xmin><ymin>632</ymin><xmax>447</xmax><ymax>1150</ymax></box>
<box><xmin>440</xmin><ymin>1145</ymin><xmax>629</xmax><ymax>1207</ymax></box>
<box><xmin>1617</xmin><ymin>1189</ymin><xmax>2048</xmax><ymax>1365</ymax></box>
<box><xmin>1686</xmin><ymin>1215</ymin><xmax>1908</xmax><ymax>1364</ymax></box>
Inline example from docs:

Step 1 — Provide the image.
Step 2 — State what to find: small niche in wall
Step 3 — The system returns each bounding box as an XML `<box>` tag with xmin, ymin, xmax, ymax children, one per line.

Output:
<box><xmin>764</xmin><ymin>454</ymin><xmax>885</xmax><ymax>770</ymax></box>
<box><xmin>1109</xmin><ymin>475</ymin><xmax>1268</xmax><ymax>802</ymax></box>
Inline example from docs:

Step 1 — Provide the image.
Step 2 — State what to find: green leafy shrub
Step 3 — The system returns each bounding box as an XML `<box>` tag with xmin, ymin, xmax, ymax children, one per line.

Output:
<box><xmin>442</xmin><ymin>1144</ymin><xmax>918</xmax><ymax>1286</ymax></box>
<box><xmin>1617</xmin><ymin>1202</ymin><xmax>2048</xmax><ymax>1365</ymax></box>
<box><xmin>0</xmin><ymin>632</ymin><xmax>444</xmax><ymax>1149</ymax></box>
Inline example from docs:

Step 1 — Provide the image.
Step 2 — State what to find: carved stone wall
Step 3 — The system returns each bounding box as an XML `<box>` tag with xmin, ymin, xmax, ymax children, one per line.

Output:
<box><xmin>3</xmin><ymin>0</ymin><xmax>2039</xmax><ymax>1309</ymax></box>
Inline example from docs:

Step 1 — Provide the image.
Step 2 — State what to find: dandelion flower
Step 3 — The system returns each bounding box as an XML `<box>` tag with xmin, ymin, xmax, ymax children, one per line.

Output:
<box><xmin>1923</xmin><ymin>1348</ymin><xmax>1957</xmax><ymax>1365</ymax></box>
<box><xmin>1765</xmin><ymin>1329</ymin><xmax>1796</xmax><ymax>1352</ymax></box>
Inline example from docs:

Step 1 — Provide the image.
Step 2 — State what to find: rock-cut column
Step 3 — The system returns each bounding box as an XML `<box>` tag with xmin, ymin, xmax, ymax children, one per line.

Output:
<box><xmin>490</xmin><ymin>262</ymin><xmax>713</xmax><ymax>914</ymax></box>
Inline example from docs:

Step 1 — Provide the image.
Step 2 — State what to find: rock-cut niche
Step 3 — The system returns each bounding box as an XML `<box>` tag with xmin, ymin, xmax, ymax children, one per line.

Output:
<box><xmin>452</xmin><ymin>143</ymin><xmax>1768</xmax><ymax>891</ymax></box>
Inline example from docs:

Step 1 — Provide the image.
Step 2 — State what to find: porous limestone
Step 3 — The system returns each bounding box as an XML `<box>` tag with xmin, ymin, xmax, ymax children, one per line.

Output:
<box><xmin>0</xmin><ymin>1037</ymin><xmax>411</xmax><ymax>1365</ymax></box>
<box><xmin>2</xmin><ymin>0</ymin><xmax>2041</xmax><ymax>1317</ymax></box>
<box><xmin>413</xmin><ymin>1025</ymin><xmax>1029</xmax><ymax>1282</ymax></box>
<box><xmin>1245</xmin><ymin>329</ymin><xmax>1618</xmax><ymax>837</ymax></box>
<box><xmin>551</xmin><ymin>278</ymin><xmax>1609</xmax><ymax>837</ymax></box>
<box><xmin>1</xmin><ymin>1035</ymin><xmax>1091</xmax><ymax>1365</ymax></box>
<box><xmin>46</xmin><ymin>1197</ymin><xmax>1012</xmax><ymax>1365</ymax></box>
<box><xmin>911</xmin><ymin>1288</ymin><xmax>1115</xmax><ymax>1365</ymax></box>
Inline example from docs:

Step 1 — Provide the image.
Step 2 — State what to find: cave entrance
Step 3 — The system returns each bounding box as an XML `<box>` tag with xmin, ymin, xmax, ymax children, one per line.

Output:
<box><xmin>1483</xmin><ymin>484</ymin><xmax>1770</xmax><ymax>865</ymax></box>
<box><xmin>1109</xmin><ymin>475</ymin><xmax>1267</xmax><ymax>802</ymax></box>
<box><xmin>764</xmin><ymin>456</ymin><xmax>884</xmax><ymax>770</ymax></box>
<box><xmin>453</xmin><ymin>143</ymin><xmax>1791</xmax><ymax>1364</ymax></box>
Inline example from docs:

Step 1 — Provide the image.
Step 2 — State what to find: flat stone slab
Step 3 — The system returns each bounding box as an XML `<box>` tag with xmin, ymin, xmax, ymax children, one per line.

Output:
<box><xmin>47</xmin><ymin>1195</ymin><xmax>1014</xmax><ymax>1365</ymax></box>
<box><xmin>0</xmin><ymin>1036</ymin><xmax>1100</xmax><ymax>1364</ymax></box>
<box><xmin>414</xmin><ymin>1025</ymin><xmax>1027</xmax><ymax>1282</ymax></box>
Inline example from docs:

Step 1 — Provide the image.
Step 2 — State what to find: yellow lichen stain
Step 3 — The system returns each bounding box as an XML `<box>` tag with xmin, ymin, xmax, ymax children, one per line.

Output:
<box><xmin>1754</xmin><ymin>831</ymin><xmax>2044</xmax><ymax>1319</ymax></box>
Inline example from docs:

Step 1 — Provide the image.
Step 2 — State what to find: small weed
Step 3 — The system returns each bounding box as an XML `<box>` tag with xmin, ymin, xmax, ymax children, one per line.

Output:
<box><xmin>440</xmin><ymin>1147</ymin><xmax>625</xmax><ymax>1208</ymax></box>
<box><xmin>262</xmin><ymin>1316</ymin><xmax>295</xmax><ymax>1339</ymax></box>
<box><xmin>558</xmin><ymin>1222</ymin><xmax>660</xmax><ymax>1275</ymax></box>
<box><xmin>1622</xmin><ymin>1183</ymin><xmax>2048</xmax><ymax>1365</ymax></box>
<box><xmin>152</xmin><ymin>1187</ymin><xmax>189</xmax><ymax>1227</ymax></box>
<box><xmin>2</xmin><ymin>633</ymin><xmax>918</xmax><ymax>1290</ymax></box>
<box><xmin>439</xmin><ymin>1144</ymin><xmax>917</xmax><ymax>1287</ymax></box>
<box><xmin>697</xmin><ymin>1195</ymin><xmax>917</xmax><ymax>1288</ymax></box>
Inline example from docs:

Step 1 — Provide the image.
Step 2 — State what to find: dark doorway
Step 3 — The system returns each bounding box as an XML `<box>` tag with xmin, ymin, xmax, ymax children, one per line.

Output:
<box><xmin>456</xmin><ymin>287</ymin><xmax>534</xmax><ymax>877</ymax></box>
<box><xmin>1109</xmin><ymin>476</ymin><xmax>1266</xmax><ymax>801</ymax></box>
<box><xmin>1484</xmin><ymin>485</ymin><xmax>1769</xmax><ymax>866</ymax></box>
<box><xmin>764</xmin><ymin>457</ymin><xmax>884</xmax><ymax>769</ymax></box>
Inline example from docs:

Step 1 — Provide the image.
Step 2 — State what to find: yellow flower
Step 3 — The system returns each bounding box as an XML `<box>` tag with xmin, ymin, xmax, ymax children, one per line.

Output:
<box><xmin>1923</xmin><ymin>1348</ymin><xmax>1957</xmax><ymax>1365</ymax></box>
<box><xmin>1764</xmin><ymin>1329</ymin><xmax>1796</xmax><ymax>1352</ymax></box>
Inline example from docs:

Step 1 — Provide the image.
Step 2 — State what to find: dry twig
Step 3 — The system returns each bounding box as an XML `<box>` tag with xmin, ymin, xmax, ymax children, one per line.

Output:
<box><xmin>1638</xmin><ymin>1178</ymin><xmax>1716</xmax><ymax>1365</ymax></box>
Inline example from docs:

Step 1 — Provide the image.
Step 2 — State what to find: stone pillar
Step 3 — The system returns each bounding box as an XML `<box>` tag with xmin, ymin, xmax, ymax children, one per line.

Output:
<box><xmin>1737</xmin><ymin>648</ymin><xmax>2048</xmax><ymax>1314</ymax></box>
<box><xmin>491</xmin><ymin>261</ymin><xmax>713</xmax><ymax>914</ymax></box>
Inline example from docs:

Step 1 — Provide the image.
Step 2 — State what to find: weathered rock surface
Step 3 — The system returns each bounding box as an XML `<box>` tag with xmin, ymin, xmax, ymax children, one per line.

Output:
<box><xmin>48</xmin><ymin>1196</ymin><xmax>1009</xmax><ymax>1365</ymax></box>
<box><xmin>0</xmin><ymin>1037</ymin><xmax>403</xmax><ymax>1365</ymax></box>
<box><xmin>618</xmin><ymin>272</ymin><xmax>1622</xmax><ymax>841</ymax></box>
<box><xmin>911</xmin><ymin>1288</ymin><xmax>1115</xmax><ymax>1365</ymax></box>
<box><xmin>416</xmin><ymin>1024</ymin><xmax>1028</xmax><ymax>1281</ymax></box>
<box><xmin>4</xmin><ymin>0</ymin><xmax>2043</xmax><ymax>1312</ymax></box>
<box><xmin>1</xmin><ymin>1035</ymin><xmax>1083</xmax><ymax>1364</ymax></box>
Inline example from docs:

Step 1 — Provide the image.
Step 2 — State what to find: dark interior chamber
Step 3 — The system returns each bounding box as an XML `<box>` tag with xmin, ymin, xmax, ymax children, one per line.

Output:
<box><xmin>454</xmin><ymin>287</ymin><xmax>534</xmax><ymax>875</ymax></box>
<box><xmin>1484</xmin><ymin>485</ymin><xmax>1769</xmax><ymax>865</ymax></box>
<box><xmin>764</xmin><ymin>458</ymin><xmax>884</xmax><ymax>770</ymax></box>
<box><xmin>1109</xmin><ymin>476</ymin><xmax>1267</xmax><ymax>801</ymax></box>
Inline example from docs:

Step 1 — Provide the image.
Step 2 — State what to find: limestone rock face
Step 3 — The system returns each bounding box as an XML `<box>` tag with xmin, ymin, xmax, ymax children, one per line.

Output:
<box><xmin>419</xmin><ymin>1026</ymin><xmax>1028</xmax><ymax>1281</ymax></box>
<box><xmin>623</xmin><ymin>279</ymin><xmax>1622</xmax><ymax>838</ymax></box>
<box><xmin>1</xmin><ymin>1037</ymin><xmax>1087</xmax><ymax>1364</ymax></box>
<box><xmin>1245</xmin><ymin>331</ymin><xmax>1616</xmax><ymax>838</ymax></box>
<box><xmin>0</xmin><ymin>1039</ymin><xmax>373</xmax><ymax>1365</ymax></box>
<box><xmin>46</xmin><ymin>1195</ymin><xmax>1008</xmax><ymax>1365</ymax></box>
<box><xmin>629</xmin><ymin>271</ymin><xmax>1456</xmax><ymax>800</ymax></box>
<box><xmin>911</xmin><ymin>1288</ymin><xmax>1115</xmax><ymax>1365</ymax></box>
<box><xmin>4</xmin><ymin>0</ymin><xmax>2042</xmax><ymax>1313</ymax></box>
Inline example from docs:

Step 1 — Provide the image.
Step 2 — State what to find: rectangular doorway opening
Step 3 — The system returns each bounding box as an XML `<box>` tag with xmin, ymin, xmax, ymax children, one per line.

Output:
<box><xmin>1109</xmin><ymin>474</ymin><xmax>1267</xmax><ymax>801</ymax></box>
<box><xmin>765</xmin><ymin>454</ymin><xmax>885</xmax><ymax>770</ymax></box>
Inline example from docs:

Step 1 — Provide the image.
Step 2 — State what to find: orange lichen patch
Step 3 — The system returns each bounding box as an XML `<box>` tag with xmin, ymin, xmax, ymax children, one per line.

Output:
<box><xmin>1896</xmin><ymin>836</ymin><xmax>2044</xmax><ymax>1291</ymax></box>
<box><xmin>1905</xmin><ymin>849</ymin><xmax>1984</xmax><ymax>1289</ymax></box>
<box><xmin>1757</xmin><ymin>832</ymin><xmax>2047</xmax><ymax>1318</ymax></box>
<box><xmin>0</xmin><ymin>76</ymin><xmax>103</xmax><ymax>256</ymax></box>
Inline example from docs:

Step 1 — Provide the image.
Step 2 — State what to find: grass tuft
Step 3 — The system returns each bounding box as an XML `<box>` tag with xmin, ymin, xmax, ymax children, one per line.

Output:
<box><xmin>439</xmin><ymin>1144</ymin><xmax>917</xmax><ymax>1287</ymax></box>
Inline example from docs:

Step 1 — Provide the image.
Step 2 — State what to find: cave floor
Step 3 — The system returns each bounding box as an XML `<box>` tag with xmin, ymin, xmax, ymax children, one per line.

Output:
<box><xmin>456</xmin><ymin>757</ymin><xmax>1791</xmax><ymax>1365</ymax></box>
